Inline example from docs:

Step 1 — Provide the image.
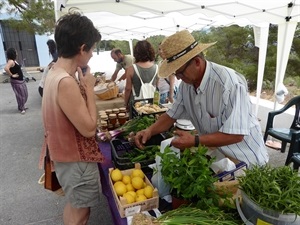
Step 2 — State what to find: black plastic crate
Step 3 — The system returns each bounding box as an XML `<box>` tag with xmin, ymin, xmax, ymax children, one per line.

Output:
<box><xmin>110</xmin><ymin>134</ymin><xmax>165</xmax><ymax>171</ymax></box>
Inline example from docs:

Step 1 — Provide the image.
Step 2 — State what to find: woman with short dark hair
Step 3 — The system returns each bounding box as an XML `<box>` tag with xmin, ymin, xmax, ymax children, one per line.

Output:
<box><xmin>39</xmin><ymin>11</ymin><xmax>103</xmax><ymax>224</ymax></box>
<box><xmin>4</xmin><ymin>47</ymin><xmax>28</xmax><ymax>114</ymax></box>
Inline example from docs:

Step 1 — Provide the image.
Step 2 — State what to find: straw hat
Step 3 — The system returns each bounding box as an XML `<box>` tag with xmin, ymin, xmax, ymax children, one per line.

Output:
<box><xmin>159</xmin><ymin>30</ymin><xmax>216</xmax><ymax>78</ymax></box>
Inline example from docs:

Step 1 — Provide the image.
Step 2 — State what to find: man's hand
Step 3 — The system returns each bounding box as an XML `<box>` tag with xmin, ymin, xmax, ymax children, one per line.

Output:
<box><xmin>171</xmin><ymin>130</ymin><xmax>195</xmax><ymax>150</ymax></box>
<box><xmin>134</xmin><ymin>128</ymin><xmax>152</xmax><ymax>149</ymax></box>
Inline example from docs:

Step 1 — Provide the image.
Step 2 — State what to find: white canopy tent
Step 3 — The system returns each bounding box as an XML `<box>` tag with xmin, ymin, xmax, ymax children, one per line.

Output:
<box><xmin>54</xmin><ymin>0</ymin><xmax>300</xmax><ymax>113</ymax></box>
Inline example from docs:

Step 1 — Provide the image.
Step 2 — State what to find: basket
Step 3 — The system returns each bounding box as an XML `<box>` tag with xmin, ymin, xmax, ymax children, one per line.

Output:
<box><xmin>237</xmin><ymin>190</ymin><xmax>300</xmax><ymax>225</ymax></box>
<box><xmin>95</xmin><ymin>85</ymin><xmax>119</xmax><ymax>100</ymax></box>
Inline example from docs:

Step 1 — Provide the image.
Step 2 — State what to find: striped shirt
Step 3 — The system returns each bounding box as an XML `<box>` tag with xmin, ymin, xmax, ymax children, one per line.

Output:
<box><xmin>167</xmin><ymin>61</ymin><xmax>269</xmax><ymax>167</ymax></box>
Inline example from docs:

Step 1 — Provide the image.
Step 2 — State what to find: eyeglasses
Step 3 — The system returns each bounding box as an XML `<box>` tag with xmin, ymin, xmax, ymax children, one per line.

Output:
<box><xmin>174</xmin><ymin>58</ymin><xmax>194</xmax><ymax>79</ymax></box>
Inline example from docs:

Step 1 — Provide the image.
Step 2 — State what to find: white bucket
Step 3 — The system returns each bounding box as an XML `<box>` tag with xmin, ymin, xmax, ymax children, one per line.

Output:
<box><xmin>236</xmin><ymin>191</ymin><xmax>299</xmax><ymax>225</ymax></box>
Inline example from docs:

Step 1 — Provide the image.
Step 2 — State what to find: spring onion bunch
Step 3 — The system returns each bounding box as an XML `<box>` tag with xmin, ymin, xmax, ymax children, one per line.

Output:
<box><xmin>153</xmin><ymin>206</ymin><xmax>241</xmax><ymax>225</ymax></box>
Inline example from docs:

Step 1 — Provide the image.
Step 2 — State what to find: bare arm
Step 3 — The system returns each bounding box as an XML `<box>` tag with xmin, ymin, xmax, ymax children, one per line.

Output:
<box><xmin>110</xmin><ymin>68</ymin><xmax>120</xmax><ymax>82</ymax></box>
<box><xmin>124</xmin><ymin>66</ymin><xmax>134</xmax><ymax>106</ymax></box>
<box><xmin>58</xmin><ymin>67</ymin><xmax>97</xmax><ymax>137</ymax></box>
<box><xmin>4</xmin><ymin>60</ymin><xmax>19</xmax><ymax>78</ymax></box>
<box><xmin>117</xmin><ymin>71</ymin><xmax>127</xmax><ymax>81</ymax></box>
<box><xmin>171</xmin><ymin>129</ymin><xmax>244</xmax><ymax>150</ymax></box>
<box><xmin>135</xmin><ymin>113</ymin><xmax>175</xmax><ymax>148</ymax></box>
<box><xmin>168</xmin><ymin>74</ymin><xmax>175</xmax><ymax>103</ymax></box>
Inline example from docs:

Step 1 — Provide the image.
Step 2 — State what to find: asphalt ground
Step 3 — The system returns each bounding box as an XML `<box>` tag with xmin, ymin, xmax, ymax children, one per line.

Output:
<box><xmin>0</xmin><ymin>73</ymin><xmax>113</xmax><ymax>225</ymax></box>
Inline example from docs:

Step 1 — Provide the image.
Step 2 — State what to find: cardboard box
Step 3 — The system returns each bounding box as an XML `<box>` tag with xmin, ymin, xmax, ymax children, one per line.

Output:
<box><xmin>108</xmin><ymin>163</ymin><xmax>159</xmax><ymax>218</ymax></box>
<box><xmin>214</xmin><ymin>159</ymin><xmax>247</xmax><ymax>196</ymax></box>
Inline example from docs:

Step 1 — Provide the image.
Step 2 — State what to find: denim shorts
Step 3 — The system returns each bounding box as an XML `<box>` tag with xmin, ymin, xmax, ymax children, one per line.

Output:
<box><xmin>54</xmin><ymin>161</ymin><xmax>101</xmax><ymax>208</ymax></box>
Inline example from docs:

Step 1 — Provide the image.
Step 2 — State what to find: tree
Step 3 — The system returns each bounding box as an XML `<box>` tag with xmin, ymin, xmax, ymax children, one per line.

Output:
<box><xmin>0</xmin><ymin>0</ymin><xmax>55</xmax><ymax>35</ymax></box>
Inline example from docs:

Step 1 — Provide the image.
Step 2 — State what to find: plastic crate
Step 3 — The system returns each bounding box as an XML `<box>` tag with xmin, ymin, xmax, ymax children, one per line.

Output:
<box><xmin>215</xmin><ymin>160</ymin><xmax>247</xmax><ymax>182</ymax></box>
<box><xmin>110</xmin><ymin>134</ymin><xmax>165</xmax><ymax>172</ymax></box>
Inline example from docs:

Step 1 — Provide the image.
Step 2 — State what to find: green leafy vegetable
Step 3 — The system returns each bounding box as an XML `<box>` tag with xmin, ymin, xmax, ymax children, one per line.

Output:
<box><xmin>157</xmin><ymin>145</ymin><xmax>220</xmax><ymax>208</ymax></box>
<box><xmin>122</xmin><ymin>145</ymin><xmax>160</xmax><ymax>163</ymax></box>
<box><xmin>119</xmin><ymin>115</ymin><xmax>156</xmax><ymax>137</ymax></box>
<box><xmin>154</xmin><ymin>205</ymin><xmax>241</xmax><ymax>224</ymax></box>
<box><xmin>238</xmin><ymin>164</ymin><xmax>300</xmax><ymax>215</ymax></box>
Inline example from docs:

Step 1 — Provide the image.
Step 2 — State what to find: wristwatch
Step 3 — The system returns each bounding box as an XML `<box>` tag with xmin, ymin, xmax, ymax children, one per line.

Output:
<box><xmin>194</xmin><ymin>134</ymin><xmax>199</xmax><ymax>147</ymax></box>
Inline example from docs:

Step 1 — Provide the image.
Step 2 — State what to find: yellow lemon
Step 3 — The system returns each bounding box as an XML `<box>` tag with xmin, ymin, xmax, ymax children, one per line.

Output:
<box><xmin>122</xmin><ymin>175</ymin><xmax>131</xmax><ymax>185</ymax></box>
<box><xmin>131</xmin><ymin>169</ymin><xmax>145</xmax><ymax>179</ymax></box>
<box><xmin>136</xmin><ymin>194</ymin><xmax>147</xmax><ymax>202</ymax></box>
<box><xmin>144</xmin><ymin>185</ymin><xmax>154</xmax><ymax>199</ymax></box>
<box><xmin>127</xmin><ymin>191</ymin><xmax>137</xmax><ymax>200</ymax></box>
<box><xmin>123</xmin><ymin>192</ymin><xmax>135</xmax><ymax>204</ymax></box>
<box><xmin>143</xmin><ymin>182</ymin><xmax>147</xmax><ymax>188</ymax></box>
<box><xmin>111</xmin><ymin>169</ymin><xmax>123</xmax><ymax>182</ymax></box>
<box><xmin>132</xmin><ymin>176</ymin><xmax>144</xmax><ymax>190</ymax></box>
<box><xmin>113</xmin><ymin>181</ymin><xmax>124</xmax><ymax>189</ymax></box>
<box><xmin>114</xmin><ymin>182</ymin><xmax>127</xmax><ymax>196</ymax></box>
<box><xmin>136</xmin><ymin>188</ymin><xmax>144</xmax><ymax>196</ymax></box>
<box><xmin>126</xmin><ymin>183</ymin><xmax>135</xmax><ymax>192</ymax></box>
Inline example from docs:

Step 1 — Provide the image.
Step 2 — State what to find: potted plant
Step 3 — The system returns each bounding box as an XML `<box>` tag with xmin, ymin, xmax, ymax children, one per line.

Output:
<box><xmin>157</xmin><ymin>145</ymin><xmax>220</xmax><ymax>208</ymax></box>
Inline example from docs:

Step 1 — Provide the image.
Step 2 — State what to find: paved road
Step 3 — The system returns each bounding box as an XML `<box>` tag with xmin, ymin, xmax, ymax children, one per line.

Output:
<box><xmin>0</xmin><ymin>74</ymin><xmax>113</xmax><ymax>225</ymax></box>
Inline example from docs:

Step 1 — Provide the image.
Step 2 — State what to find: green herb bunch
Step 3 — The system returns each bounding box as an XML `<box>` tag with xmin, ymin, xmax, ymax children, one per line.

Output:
<box><xmin>154</xmin><ymin>205</ymin><xmax>241</xmax><ymax>224</ymax></box>
<box><xmin>158</xmin><ymin>145</ymin><xmax>220</xmax><ymax>208</ymax></box>
<box><xmin>122</xmin><ymin>145</ymin><xmax>160</xmax><ymax>163</ymax></box>
<box><xmin>119</xmin><ymin>115</ymin><xmax>155</xmax><ymax>137</ymax></box>
<box><xmin>238</xmin><ymin>165</ymin><xmax>300</xmax><ymax>215</ymax></box>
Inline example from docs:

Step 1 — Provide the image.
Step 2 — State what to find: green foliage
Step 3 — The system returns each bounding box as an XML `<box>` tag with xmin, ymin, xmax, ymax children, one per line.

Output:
<box><xmin>155</xmin><ymin>205</ymin><xmax>241</xmax><ymax>224</ymax></box>
<box><xmin>158</xmin><ymin>145</ymin><xmax>220</xmax><ymax>208</ymax></box>
<box><xmin>1</xmin><ymin>0</ymin><xmax>55</xmax><ymax>35</ymax></box>
<box><xmin>238</xmin><ymin>165</ymin><xmax>300</xmax><ymax>215</ymax></box>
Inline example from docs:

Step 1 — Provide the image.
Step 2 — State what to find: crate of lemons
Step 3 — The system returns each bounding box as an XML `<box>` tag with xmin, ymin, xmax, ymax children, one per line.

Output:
<box><xmin>108</xmin><ymin>163</ymin><xmax>159</xmax><ymax>218</ymax></box>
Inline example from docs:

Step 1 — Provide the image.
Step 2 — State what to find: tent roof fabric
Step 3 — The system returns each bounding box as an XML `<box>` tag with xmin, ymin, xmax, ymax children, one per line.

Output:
<box><xmin>56</xmin><ymin>0</ymin><xmax>300</xmax><ymax>40</ymax></box>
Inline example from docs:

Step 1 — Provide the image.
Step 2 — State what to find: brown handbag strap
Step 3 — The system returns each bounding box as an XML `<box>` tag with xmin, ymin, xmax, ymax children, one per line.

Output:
<box><xmin>44</xmin><ymin>145</ymin><xmax>51</xmax><ymax>169</ymax></box>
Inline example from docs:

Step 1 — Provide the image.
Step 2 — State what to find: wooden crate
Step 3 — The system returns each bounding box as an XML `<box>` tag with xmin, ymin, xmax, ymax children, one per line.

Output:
<box><xmin>108</xmin><ymin>163</ymin><xmax>159</xmax><ymax>218</ymax></box>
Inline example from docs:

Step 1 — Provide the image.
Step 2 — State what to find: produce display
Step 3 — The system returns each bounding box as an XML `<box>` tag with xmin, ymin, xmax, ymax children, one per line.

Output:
<box><xmin>131</xmin><ymin>206</ymin><xmax>240</xmax><ymax>225</ymax></box>
<box><xmin>134</xmin><ymin>102</ymin><xmax>167</xmax><ymax>114</ymax></box>
<box><xmin>238</xmin><ymin>165</ymin><xmax>300</xmax><ymax>215</ymax></box>
<box><xmin>121</xmin><ymin>145</ymin><xmax>160</xmax><ymax>163</ymax></box>
<box><xmin>110</xmin><ymin>167</ymin><xmax>156</xmax><ymax>205</ymax></box>
<box><xmin>119</xmin><ymin>115</ymin><xmax>156</xmax><ymax>138</ymax></box>
<box><xmin>157</xmin><ymin>145</ymin><xmax>221</xmax><ymax>207</ymax></box>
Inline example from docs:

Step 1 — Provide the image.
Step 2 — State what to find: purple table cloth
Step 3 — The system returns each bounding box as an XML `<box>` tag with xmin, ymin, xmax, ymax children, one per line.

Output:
<box><xmin>98</xmin><ymin>142</ymin><xmax>127</xmax><ymax>225</ymax></box>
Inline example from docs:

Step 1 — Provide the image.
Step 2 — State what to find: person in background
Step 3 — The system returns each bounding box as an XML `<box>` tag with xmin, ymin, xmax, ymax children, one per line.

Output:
<box><xmin>110</xmin><ymin>48</ymin><xmax>134</xmax><ymax>82</ymax></box>
<box><xmin>38</xmin><ymin>39</ymin><xmax>58</xmax><ymax>97</ymax></box>
<box><xmin>156</xmin><ymin>44</ymin><xmax>177</xmax><ymax>103</ymax></box>
<box><xmin>4</xmin><ymin>48</ymin><xmax>28</xmax><ymax>114</ymax></box>
<box><xmin>124</xmin><ymin>40</ymin><xmax>158</xmax><ymax>107</ymax></box>
<box><xmin>47</xmin><ymin>39</ymin><xmax>58</xmax><ymax>62</ymax></box>
<box><xmin>135</xmin><ymin>30</ymin><xmax>269</xmax><ymax>168</ymax></box>
<box><xmin>39</xmin><ymin>12</ymin><xmax>103</xmax><ymax>225</ymax></box>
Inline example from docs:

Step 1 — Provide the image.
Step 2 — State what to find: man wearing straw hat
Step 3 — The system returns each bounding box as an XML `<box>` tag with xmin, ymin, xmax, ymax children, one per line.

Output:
<box><xmin>135</xmin><ymin>30</ymin><xmax>269</xmax><ymax>167</ymax></box>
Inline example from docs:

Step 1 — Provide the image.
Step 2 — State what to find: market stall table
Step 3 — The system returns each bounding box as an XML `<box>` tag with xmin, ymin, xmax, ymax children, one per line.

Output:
<box><xmin>95</xmin><ymin>96</ymin><xmax>124</xmax><ymax>113</ymax></box>
<box><xmin>98</xmin><ymin>142</ymin><xmax>127</xmax><ymax>225</ymax></box>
